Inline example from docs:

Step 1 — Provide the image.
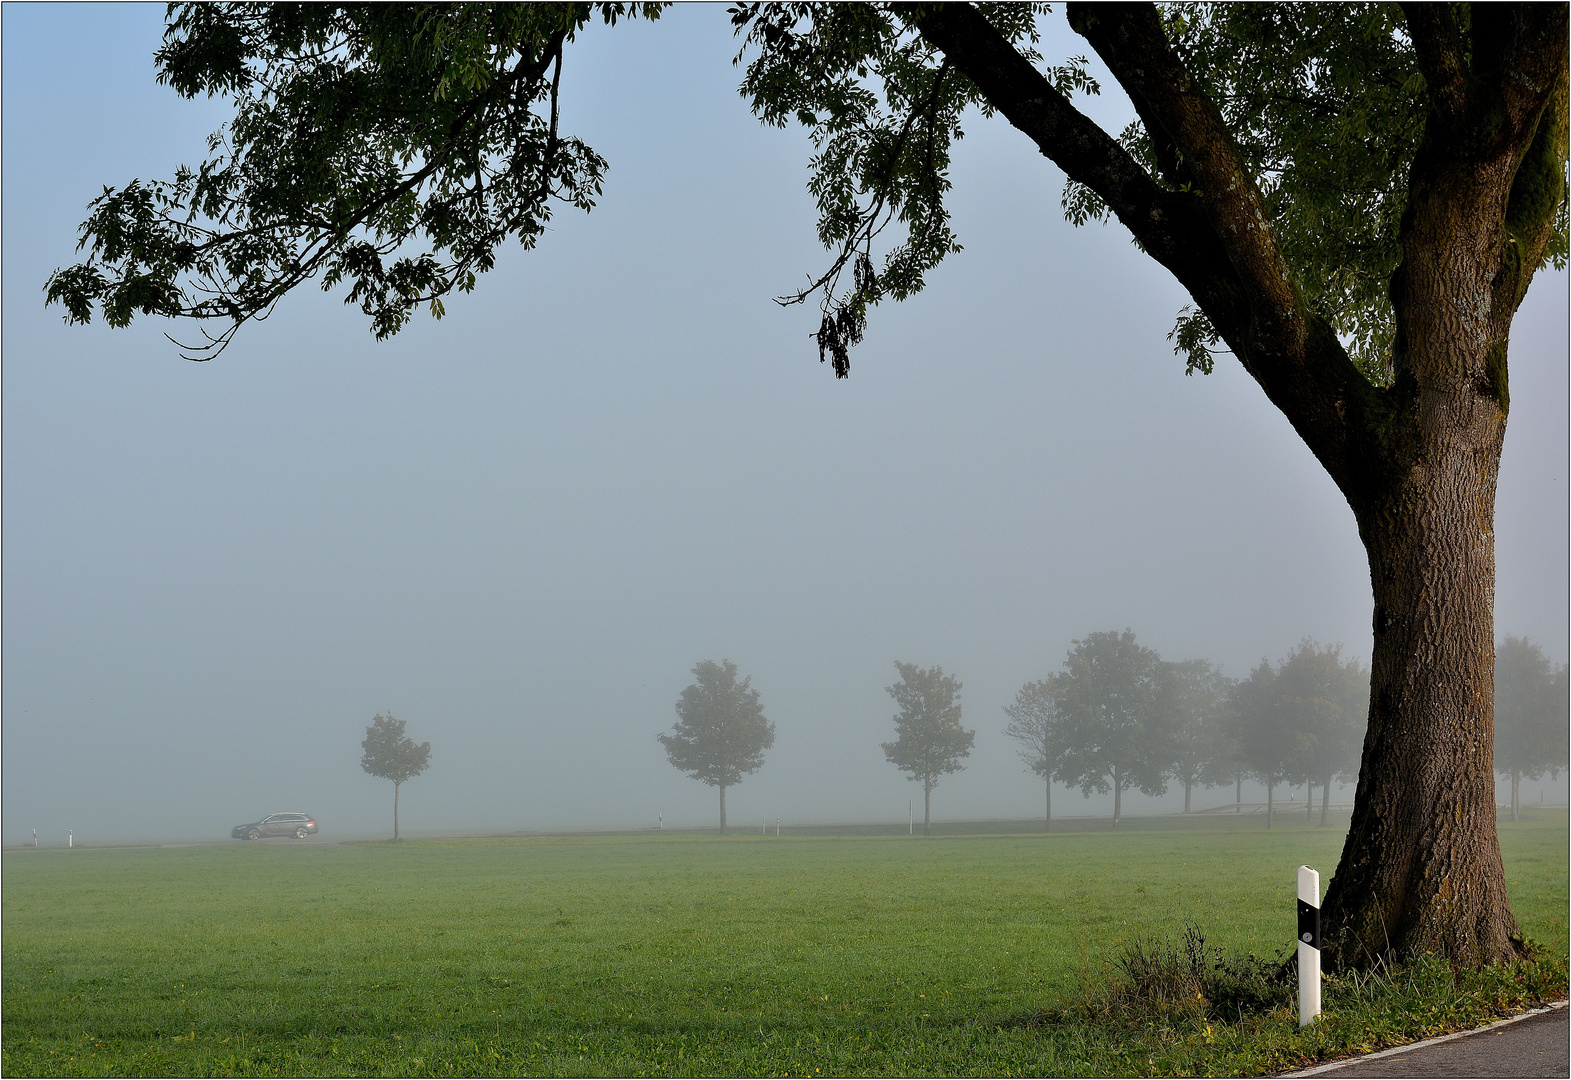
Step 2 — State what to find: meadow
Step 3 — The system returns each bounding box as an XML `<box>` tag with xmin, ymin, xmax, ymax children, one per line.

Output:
<box><xmin>3</xmin><ymin>812</ymin><xmax>1565</xmax><ymax>1077</ymax></box>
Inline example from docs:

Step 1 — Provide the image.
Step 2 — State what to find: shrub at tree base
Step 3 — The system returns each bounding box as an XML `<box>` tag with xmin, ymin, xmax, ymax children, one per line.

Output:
<box><xmin>1029</xmin><ymin>924</ymin><xmax>1569</xmax><ymax>1076</ymax></box>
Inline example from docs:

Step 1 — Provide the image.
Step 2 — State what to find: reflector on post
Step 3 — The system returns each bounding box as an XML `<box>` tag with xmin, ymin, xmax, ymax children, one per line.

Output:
<box><xmin>1297</xmin><ymin>864</ymin><xmax>1321</xmax><ymax>1026</ymax></box>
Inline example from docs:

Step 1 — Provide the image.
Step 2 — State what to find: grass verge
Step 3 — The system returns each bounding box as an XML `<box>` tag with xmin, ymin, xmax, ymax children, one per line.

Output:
<box><xmin>1026</xmin><ymin>923</ymin><xmax>1566</xmax><ymax>1075</ymax></box>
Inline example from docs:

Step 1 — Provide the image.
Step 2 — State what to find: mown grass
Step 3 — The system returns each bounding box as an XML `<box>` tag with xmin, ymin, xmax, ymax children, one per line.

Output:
<box><xmin>2</xmin><ymin>812</ymin><xmax>1564</xmax><ymax>1077</ymax></box>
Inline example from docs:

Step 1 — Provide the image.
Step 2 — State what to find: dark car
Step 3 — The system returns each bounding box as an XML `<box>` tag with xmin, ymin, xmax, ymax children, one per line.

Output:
<box><xmin>232</xmin><ymin>813</ymin><xmax>318</xmax><ymax>840</ymax></box>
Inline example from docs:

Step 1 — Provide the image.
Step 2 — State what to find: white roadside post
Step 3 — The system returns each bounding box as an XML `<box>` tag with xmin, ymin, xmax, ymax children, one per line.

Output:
<box><xmin>1297</xmin><ymin>864</ymin><xmax>1321</xmax><ymax>1026</ymax></box>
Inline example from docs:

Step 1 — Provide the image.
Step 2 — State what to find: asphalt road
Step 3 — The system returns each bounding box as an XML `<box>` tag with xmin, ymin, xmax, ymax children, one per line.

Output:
<box><xmin>1290</xmin><ymin>1004</ymin><xmax>1567</xmax><ymax>1078</ymax></box>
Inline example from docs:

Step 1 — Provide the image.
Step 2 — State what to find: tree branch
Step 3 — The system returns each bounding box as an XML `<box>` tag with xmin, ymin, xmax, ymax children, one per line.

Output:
<box><xmin>1066</xmin><ymin>3</ymin><xmax>1304</xmax><ymax>358</ymax></box>
<box><xmin>909</xmin><ymin>2</ymin><xmax>1384</xmax><ymax>501</ymax></box>
<box><xmin>1400</xmin><ymin>3</ymin><xmax>1468</xmax><ymax>125</ymax></box>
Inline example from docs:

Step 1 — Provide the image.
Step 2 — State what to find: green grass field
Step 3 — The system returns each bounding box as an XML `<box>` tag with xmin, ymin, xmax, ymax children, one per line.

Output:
<box><xmin>3</xmin><ymin>812</ymin><xmax>1565</xmax><ymax>1077</ymax></box>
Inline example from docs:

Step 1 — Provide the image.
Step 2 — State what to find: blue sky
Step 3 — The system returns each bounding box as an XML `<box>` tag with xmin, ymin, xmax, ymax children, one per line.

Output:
<box><xmin>4</xmin><ymin>4</ymin><xmax>1566</xmax><ymax>842</ymax></box>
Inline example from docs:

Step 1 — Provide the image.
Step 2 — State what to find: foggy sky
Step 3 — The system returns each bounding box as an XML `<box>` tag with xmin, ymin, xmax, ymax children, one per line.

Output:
<box><xmin>4</xmin><ymin>5</ymin><xmax>1567</xmax><ymax>845</ymax></box>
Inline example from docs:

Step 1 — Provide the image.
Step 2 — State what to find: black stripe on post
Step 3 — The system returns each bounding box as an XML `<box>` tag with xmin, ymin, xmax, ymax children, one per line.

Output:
<box><xmin>1297</xmin><ymin>899</ymin><xmax>1321</xmax><ymax>950</ymax></box>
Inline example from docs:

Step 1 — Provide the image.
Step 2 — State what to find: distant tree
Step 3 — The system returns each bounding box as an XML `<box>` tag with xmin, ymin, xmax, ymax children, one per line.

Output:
<box><xmin>658</xmin><ymin>659</ymin><xmax>774</xmax><ymax>833</ymax></box>
<box><xmin>1230</xmin><ymin>660</ymin><xmax>1302</xmax><ymax>830</ymax></box>
<box><xmin>1202</xmin><ymin>689</ymin><xmax>1250</xmax><ymax>814</ymax></box>
<box><xmin>1053</xmin><ymin>630</ymin><xmax>1172</xmax><ymax>826</ymax></box>
<box><xmin>1275</xmin><ymin>641</ymin><xmax>1367</xmax><ymax>826</ymax></box>
<box><xmin>1495</xmin><ymin>638</ymin><xmax>1571</xmax><ymax>821</ymax></box>
<box><xmin>883</xmin><ymin>662</ymin><xmax>974</xmax><ymax>835</ymax></box>
<box><xmin>1163</xmin><ymin>659</ymin><xmax>1232</xmax><ymax>814</ymax></box>
<box><xmin>1003</xmin><ymin>676</ymin><xmax>1063</xmax><ymax>829</ymax></box>
<box><xmin>360</xmin><ymin>712</ymin><xmax>432</xmax><ymax>841</ymax></box>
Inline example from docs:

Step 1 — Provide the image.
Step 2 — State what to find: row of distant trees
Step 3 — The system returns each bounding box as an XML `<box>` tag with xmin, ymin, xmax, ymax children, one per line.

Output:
<box><xmin>656</xmin><ymin>632</ymin><xmax>1568</xmax><ymax>835</ymax></box>
<box><xmin>1001</xmin><ymin>631</ymin><xmax>1366</xmax><ymax>829</ymax></box>
<box><xmin>348</xmin><ymin>635</ymin><xmax>1565</xmax><ymax>839</ymax></box>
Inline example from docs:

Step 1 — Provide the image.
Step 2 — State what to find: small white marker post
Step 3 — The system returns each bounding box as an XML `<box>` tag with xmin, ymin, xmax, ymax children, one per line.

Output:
<box><xmin>775</xmin><ymin>816</ymin><xmax>780</xmax><ymax>837</ymax></box>
<box><xmin>69</xmin><ymin>830</ymin><xmax>74</xmax><ymax>849</ymax></box>
<box><xmin>1297</xmin><ymin>864</ymin><xmax>1321</xmax><ymax>1026</ymax></box>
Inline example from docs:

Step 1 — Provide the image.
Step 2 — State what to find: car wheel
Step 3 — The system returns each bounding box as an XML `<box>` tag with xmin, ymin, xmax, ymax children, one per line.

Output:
<box><xmin>296</xmin><ymin>827</ymin><xmax>309</xmax><ymax>839</ymax></box>
<box><xmin>247</xmin><ymin>828</ymin><xmax>261</xmax><ymax>841</ymax></box>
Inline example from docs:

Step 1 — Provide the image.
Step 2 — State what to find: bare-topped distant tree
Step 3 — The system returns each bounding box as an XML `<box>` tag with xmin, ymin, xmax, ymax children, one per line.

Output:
<box><xmin>883</xmin><ymin>662</ymin><xmax>973</xmax><ymax>835</ymax></box>
<box><xmin>1162</xmin><ymin>659</ymin><xmax>1234</xmax><ymax>814</ymax></box>
<box><xmin>1003</xmin><ymin>677</ymin><xmax>1063</xmax><ymax>830</ymax></box>
<box><xmin>360</xmin><ymin>712</ymin><xmax>431</xmax><ymax>841</ymax></box>
<box><xmin>659</xmin><ymin>660</ymin><xmax>774</xmax><ymax>833</ymax></box>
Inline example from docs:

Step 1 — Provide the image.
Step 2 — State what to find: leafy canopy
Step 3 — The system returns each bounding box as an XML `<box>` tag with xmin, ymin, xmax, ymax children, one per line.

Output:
<box><xmin>882</xmin><ymin>661</ymin><xmax>974</xmax><ymax>787</ymax></box>
<box><xmin>659</xmin><ymin>659</ymin><xmax>775</xmax><ymax>789</ymax></box>
<box><xmin>361</xmin><ymin>712</ymin><xmax>432</xmax><ymax>785</ymax></box>
<box><xmin>46</xmin><ymin>3</ymin><xmax>660</xmax><ymax>359</ymax></box>
<box><xmin>53</xmin><ymin>3</ymin><xmax>1565</xmax><ymax>379</ymax></box>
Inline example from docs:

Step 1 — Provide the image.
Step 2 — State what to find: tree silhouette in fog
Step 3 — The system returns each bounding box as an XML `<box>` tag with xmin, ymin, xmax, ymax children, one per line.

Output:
<box><xmin>659</xmin><ymin>660</ymin><xmax>774</xmax><ymax>833</ymax></box>
<box><xmin>361</xmin><ymin>712</ymin><xmax>431</xmax><ymax>841</ymax></box>
<box><xmin>883</xmin><ymin>662</ymin><xmax>973</xmax><ymax>835</ymax></box>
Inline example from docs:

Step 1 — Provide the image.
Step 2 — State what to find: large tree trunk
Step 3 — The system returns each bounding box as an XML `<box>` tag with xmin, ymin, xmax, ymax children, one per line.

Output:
<box><xmin>719</xmin><ymin>784</ymin><xmax>727</xmax><ymax>834</ymax></box>
<box><xmin>393</xmin><ymin>781</ymin><xmax>400</xmax><ymax>842</ymax></box>
<box><xmin>913</xmin><ymin>0</ymin><xmax>1566</xmax><ymax>970</ymax></box>
<box><xmin>1313</xmin><ymin>21</ymin><xmax>1568</xmax><ymax>970</ymax></box>
<box><xmin>1321</xmin><ymin>350</ymin><xmax>1518</xmax><ymax>967</ymax></box>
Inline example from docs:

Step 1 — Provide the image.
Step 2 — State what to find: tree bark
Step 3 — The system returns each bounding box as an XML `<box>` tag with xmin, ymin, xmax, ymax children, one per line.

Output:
<box><xmin>1323</xmin><ymin>459</ymin><xmax>1520</xmax><ymax>965</ymax></box>
<box><xmin>1235</xmin><ymin>776</ymin><xmax>1241</xmax><ymax>813</ymax></box>
<box><xmin>393</xmin><ymin>780</ymin><xmax>400</xmax><ymax>842</ymax></box>
<box><xmin>719</xmin><ymin>784</ymin><xmax>727</xmax><ymax>834</ymax></box>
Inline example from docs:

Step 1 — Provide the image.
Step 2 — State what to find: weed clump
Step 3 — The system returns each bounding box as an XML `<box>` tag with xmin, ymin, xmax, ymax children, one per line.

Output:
<box><xmin>1106</xmin><ymin>924</ymin><xmax>1291</xmax><ymax>1021</ymax></box>
<box><xmin>1061</xmin><ymin>923</ymin><xmax>1291</xmax><ymax>1024</ymax></box>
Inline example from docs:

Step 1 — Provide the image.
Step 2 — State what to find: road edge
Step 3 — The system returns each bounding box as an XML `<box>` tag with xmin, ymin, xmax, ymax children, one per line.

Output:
<box><xmin>1275</xmin><ymin>999</ymin><xmax>1568</xmax><ymax>1077</ymax></box>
